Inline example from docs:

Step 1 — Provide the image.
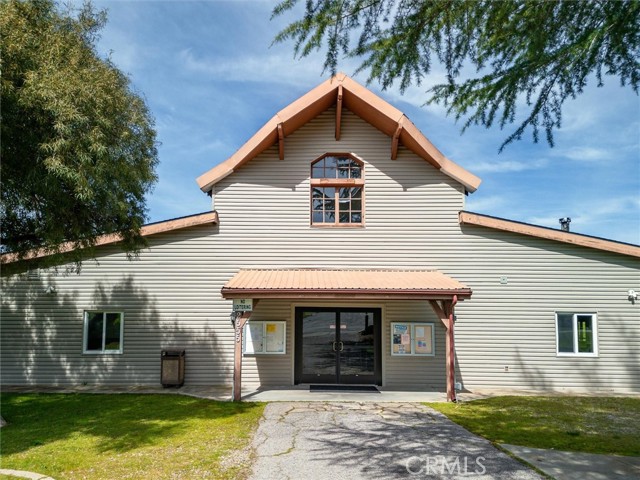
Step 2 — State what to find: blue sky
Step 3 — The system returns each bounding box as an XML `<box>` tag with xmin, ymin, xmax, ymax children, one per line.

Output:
<box><xmin>90</xmin><ymin>1</ymin><xmax>639</xmax><ymax>245</ymax></box>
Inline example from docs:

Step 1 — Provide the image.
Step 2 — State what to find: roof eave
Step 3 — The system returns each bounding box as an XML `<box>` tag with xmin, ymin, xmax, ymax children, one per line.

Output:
<box><xmin>1</xmin><ymin>211</ymin><xmax>219</xmax><ymax>265</ymax></box>
<box><xmin>459</xmin><ymin>211</ymin><xmax>640</xmax><ymax>258</ymax></box>
<box><xmin>221</xmin><ymin>287</ymin><xmax>472</xmax><ymax>300</ymax></box>
<box><xmin>196</xmin><ymin>74</ymin><xmax>481</xmax><ymax>193</ymax></box>
<box><xmin>197</xmin><ymin>75</ymin><xmax>343</xmax><ymax>192</ymax></box>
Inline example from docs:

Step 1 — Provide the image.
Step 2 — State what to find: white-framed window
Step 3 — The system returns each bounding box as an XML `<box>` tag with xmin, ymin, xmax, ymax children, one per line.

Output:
<box><xmin>83</xmin><ymin>311</ymin><xmax>124</xmax><ymax>354</ymax></box>
<box><xmin>243</xmin><ymin>321</ymin><xmax>286</xmax><ymax>355</ymax></box>
<box><xmin>555</xmin><ymin>312</ymin><xmax>598</xmax><ymax>356</ymax></box>
<box><xmin>391</xmin><ymin>322</ymin><xmax>435</xmax><ymax>356</ymax></box>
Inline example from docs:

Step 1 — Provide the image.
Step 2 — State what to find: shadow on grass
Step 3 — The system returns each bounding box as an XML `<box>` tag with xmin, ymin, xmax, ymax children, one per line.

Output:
<box><xmin>429</xmin><ymin>396</ymin><xmax>640</xmax><ymax>457</ymax></box>
<box><xmin>0</xmin><ymin>393</ymin><xmax>261</xmax><ymax>455</ymax></box>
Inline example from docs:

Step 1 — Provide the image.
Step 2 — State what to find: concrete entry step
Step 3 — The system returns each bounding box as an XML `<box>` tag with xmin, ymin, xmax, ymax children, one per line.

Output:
<box><xmin>242</xmin><ymin>387</ymin><xmax>448</xmax><ymax>402</ymax></box>
<box><xmin>308</xmin><ymin>384</ymin><xmax>380</xmax><ymax>392</ymax></box>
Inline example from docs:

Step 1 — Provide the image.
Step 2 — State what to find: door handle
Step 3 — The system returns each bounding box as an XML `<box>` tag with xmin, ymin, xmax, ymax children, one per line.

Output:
<box><xmin>332</xmin><ymin>341</ymin><xmax>337</xmax><ymax>351</ymax></box>
<box><xmin>339</xmin><ymin>342</ymin><xmax>344</xmax><ymax>352</ymax></box>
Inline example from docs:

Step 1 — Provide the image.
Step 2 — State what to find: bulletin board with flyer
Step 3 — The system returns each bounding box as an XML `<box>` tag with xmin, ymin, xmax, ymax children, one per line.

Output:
<box><xmin>243</xmin><ymin>321</ymin><xmax>286</xmax><ymax>354</ymax></box>
<box><xmin>390</xmin><ymin>322</ymin><xmax>435</xmax><ymax>356</ymax></box>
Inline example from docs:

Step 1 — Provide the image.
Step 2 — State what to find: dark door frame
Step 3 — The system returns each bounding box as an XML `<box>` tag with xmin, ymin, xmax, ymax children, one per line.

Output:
<box><xmin>294</xmin><ymin>307</ymin><xmax>382</xmax><ymax>385</ymax></box>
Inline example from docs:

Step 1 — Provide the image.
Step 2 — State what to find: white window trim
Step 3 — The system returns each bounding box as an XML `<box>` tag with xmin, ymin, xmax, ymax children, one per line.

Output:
<box><xmin>83</xmin><ymin>311</ymin><xmax>124</xmax><ymax>354</ymax></box>
<box><xmin>390</xmin><ymin>322</ymin><xmax>435</xmax><ymax>357</ymax></box>
<box><xmin>243</xmin><ymin>321</ymin><xmax>287</xmax><ymax>355</ymax></box>
<box><xmin>555</xmin><ymin>312</ymin><xmax>598</xmax><ymax>357</ymax></box>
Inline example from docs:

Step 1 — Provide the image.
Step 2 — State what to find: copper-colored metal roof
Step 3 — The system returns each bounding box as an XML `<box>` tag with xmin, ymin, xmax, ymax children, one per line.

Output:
<box><xmin>222</xmin><ymin>268</ymin><xmax>472</xmax><ymax>300</ymax></box>
<box><xmin>459</xmin><ymin>211</ymin><xmax>640</xmax><ymax>258</ymax></box>
<box><xmin>196</xmin><ymin>74</ymin><xmax>481</xmax><ymax>193</ymax></box>
<box><xmin>1</xmin><ymin>211</ymin><xmax>219</xmax><ymax>264</ymax></box>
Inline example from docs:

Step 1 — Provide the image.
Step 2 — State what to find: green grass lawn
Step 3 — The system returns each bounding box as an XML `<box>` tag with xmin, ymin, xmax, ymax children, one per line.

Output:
<box><xmin>428</xmin><ymin>396</ymin><xmax>640</xmax><ymax>457</ymax></box>
<box><xmin>0</xmin><ymin>393</ymin><xmax>265</xmax><ymax>479</ymax></box>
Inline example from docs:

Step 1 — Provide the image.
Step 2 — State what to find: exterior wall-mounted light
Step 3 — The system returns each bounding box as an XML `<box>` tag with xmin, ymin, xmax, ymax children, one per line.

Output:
<box><xmin>230</xmin><ymin>310</ymin><xmax>241</xmax><ymax>327</ymax></box>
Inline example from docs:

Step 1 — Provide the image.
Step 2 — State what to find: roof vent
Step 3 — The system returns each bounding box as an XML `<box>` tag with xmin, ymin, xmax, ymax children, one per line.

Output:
<box><xmin>27</xmin><ymin>268</ymin><xmax>40</xmax><ymax>280</ymax></box>
<box><xmin>559</xmin><ymin>217</ymin><xmax>571</xmax><ymax>232</ymax></box>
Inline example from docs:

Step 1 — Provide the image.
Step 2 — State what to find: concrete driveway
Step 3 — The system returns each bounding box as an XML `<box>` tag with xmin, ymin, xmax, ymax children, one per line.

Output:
<box><xmin>249</xmin><ymin>402</ymin><xmax>543</xmax><ymax>480</ymax></box>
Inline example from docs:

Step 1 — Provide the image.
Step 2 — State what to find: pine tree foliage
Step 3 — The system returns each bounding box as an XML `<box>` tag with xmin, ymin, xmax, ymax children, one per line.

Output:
<box><xmin>273</xmin><ymin>0</ymin><xmax>640</xmax><ymax>149</ymax></box>
<box><xmin>1</xmin><ymin>0</ymin><xmax>158</xmax><ymax>265</ymax></box>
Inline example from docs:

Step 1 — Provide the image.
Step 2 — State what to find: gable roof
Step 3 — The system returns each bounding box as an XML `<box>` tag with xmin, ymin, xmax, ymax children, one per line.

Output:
<box><xmin>1</xmin><ymin>211</ymin><xmax>219</xmax><ymax>264</ymax></box>
<box><xmin>196</xmin><ymin>74</ymin><xmax>481</xmax><ymax>193</ymax></box>
<box><xmin>459</xmin><ymin>211</ymin><xmax>640</xmax><ymax>258</ymax></box>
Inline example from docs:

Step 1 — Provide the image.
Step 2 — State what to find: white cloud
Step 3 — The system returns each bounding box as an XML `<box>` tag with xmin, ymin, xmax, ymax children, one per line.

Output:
<box><xmin>178</xmin><ymin>48</ymin><xmax>340</xmax><ymax>88</ymax></box>
<box><xmin>375</xmin><ymin>66</ymin><xmax>451</xmax><ymax>118</ymax></box>
<box><xmin>559</xmin><ymin>78</ymin><xmax>637</xmax><ymax>133</ymax></box>
<box><xmin>472</xmin><ymin>158</ymin><xmax>548</xmax><ymax>173</ymax></box>
<box><xmin>177</xmin><ymin>46</ymin><xmax>455</xmax><ymax>118</ymax></box>
<box><xmin>528</xmin><ymin>195</ymin><xmax>640</xmax><ymax>244</ymax></box>
<box><xmin>553</xmin><ymin>146</ymin><xmax>614</xmax><ymax>162</ymax></box>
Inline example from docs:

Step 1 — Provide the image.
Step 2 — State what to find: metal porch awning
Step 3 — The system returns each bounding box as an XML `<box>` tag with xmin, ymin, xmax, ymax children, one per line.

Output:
<box><xmin>223</xmin><ymin>268</ymin><xmax>471</xmax><ymax>403</ymax></box>
<box><xmin>221</xmin><ymin>268</ymin><xmax>472</xmax><ymax>300</ymax></box>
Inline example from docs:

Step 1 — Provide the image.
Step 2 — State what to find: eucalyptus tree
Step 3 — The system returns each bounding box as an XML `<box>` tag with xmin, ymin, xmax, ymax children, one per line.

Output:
<box><xmin>1</xmin><ymin>0</ymin><xmax>158</xmax><ymax>265</ymax></box>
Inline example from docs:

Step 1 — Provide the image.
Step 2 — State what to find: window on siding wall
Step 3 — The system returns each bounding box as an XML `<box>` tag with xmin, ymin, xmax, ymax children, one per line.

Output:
<box><xmin>84</xmin><ymin>311</ymin><xmax>124</xmax><ymax>354</ymax></box>
<box><xmin>311</xmin><ymin>154</ymin><xmax>364</xmax><ymax>226</ymax></box>
<box><xmin>555</xmin><ymin>313</ymin><xmax>597</xmax><ymax>356</ymax></box>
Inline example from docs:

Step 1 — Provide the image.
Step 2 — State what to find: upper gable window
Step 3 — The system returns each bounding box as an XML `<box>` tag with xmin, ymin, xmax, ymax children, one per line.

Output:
<box><xmin>310</xmin><ymin>154</ymin><xmax>364</xmax><ymax>226</ymax></box>
<box><xmin>311</xmin><ymin>154</ymin><xmax>362</xmax><ymax>180</ymax></box>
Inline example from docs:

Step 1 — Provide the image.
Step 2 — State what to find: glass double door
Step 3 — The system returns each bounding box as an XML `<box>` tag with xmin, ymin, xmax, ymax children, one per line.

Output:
<box><xmin>295</xmin><ymin>308</ymin><xmax>381</xmax><ymax>385</ymax></box>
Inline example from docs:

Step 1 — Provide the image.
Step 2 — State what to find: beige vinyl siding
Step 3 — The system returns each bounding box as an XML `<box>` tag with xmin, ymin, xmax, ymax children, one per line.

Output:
<box><xmin>213</xmin><ymin>106</ymin><xmax>463</xmax><ymax>390</ymax></box>
<box><xmin>453</xmin><ymin>225</ymin><xmax>640</xmax><ymax>393</ymax></box>
<box><xmin>239</xmin><ymin>300</ymin><xmax>293</xmax><ymax>387</ymax></box>
<box><xmin>0</xmin><ymin>225</ymin><xmax>233</xmax><ymax>386</ymax></box>
<box><xmin>382</xmin><ymin>302</ymin><xmax>447</xmax><ymax>390</ymax></box>
<box><xmin>213</xmin><ymin>106</ymin><xmax>639</xmax><ymax>393</ymax></box>
<box><xmin>2</xmin><ymin>105</ymin><xmax>638</xmax><ymax>392</ymax></box>
<box><xmin>213</xmin><ymin>107</ymin><xmax>466</xmax><ymax>267</ymax></box>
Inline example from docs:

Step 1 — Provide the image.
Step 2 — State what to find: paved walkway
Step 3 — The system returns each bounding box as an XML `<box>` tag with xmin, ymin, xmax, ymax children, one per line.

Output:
<box><xmin>501</xmin><ymin>445</ymin><xmax>640</xmax><ymax>480</ymax></box>
<box><xmin>0</xmin><ymin>469</ymin><xmax>54</xmax><ymax>480</ymax></box>
<box><xmin>250</xmin><ymin>402</ymin><xmax>543</xmax><ymax>479</ymax></box>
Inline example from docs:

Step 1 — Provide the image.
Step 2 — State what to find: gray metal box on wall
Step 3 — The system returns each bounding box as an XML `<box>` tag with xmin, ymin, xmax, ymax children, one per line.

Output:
<box><xmin>161</xmin><ymin>350</ymin><xmax>185</xmax><ymax>387</ymax></box>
